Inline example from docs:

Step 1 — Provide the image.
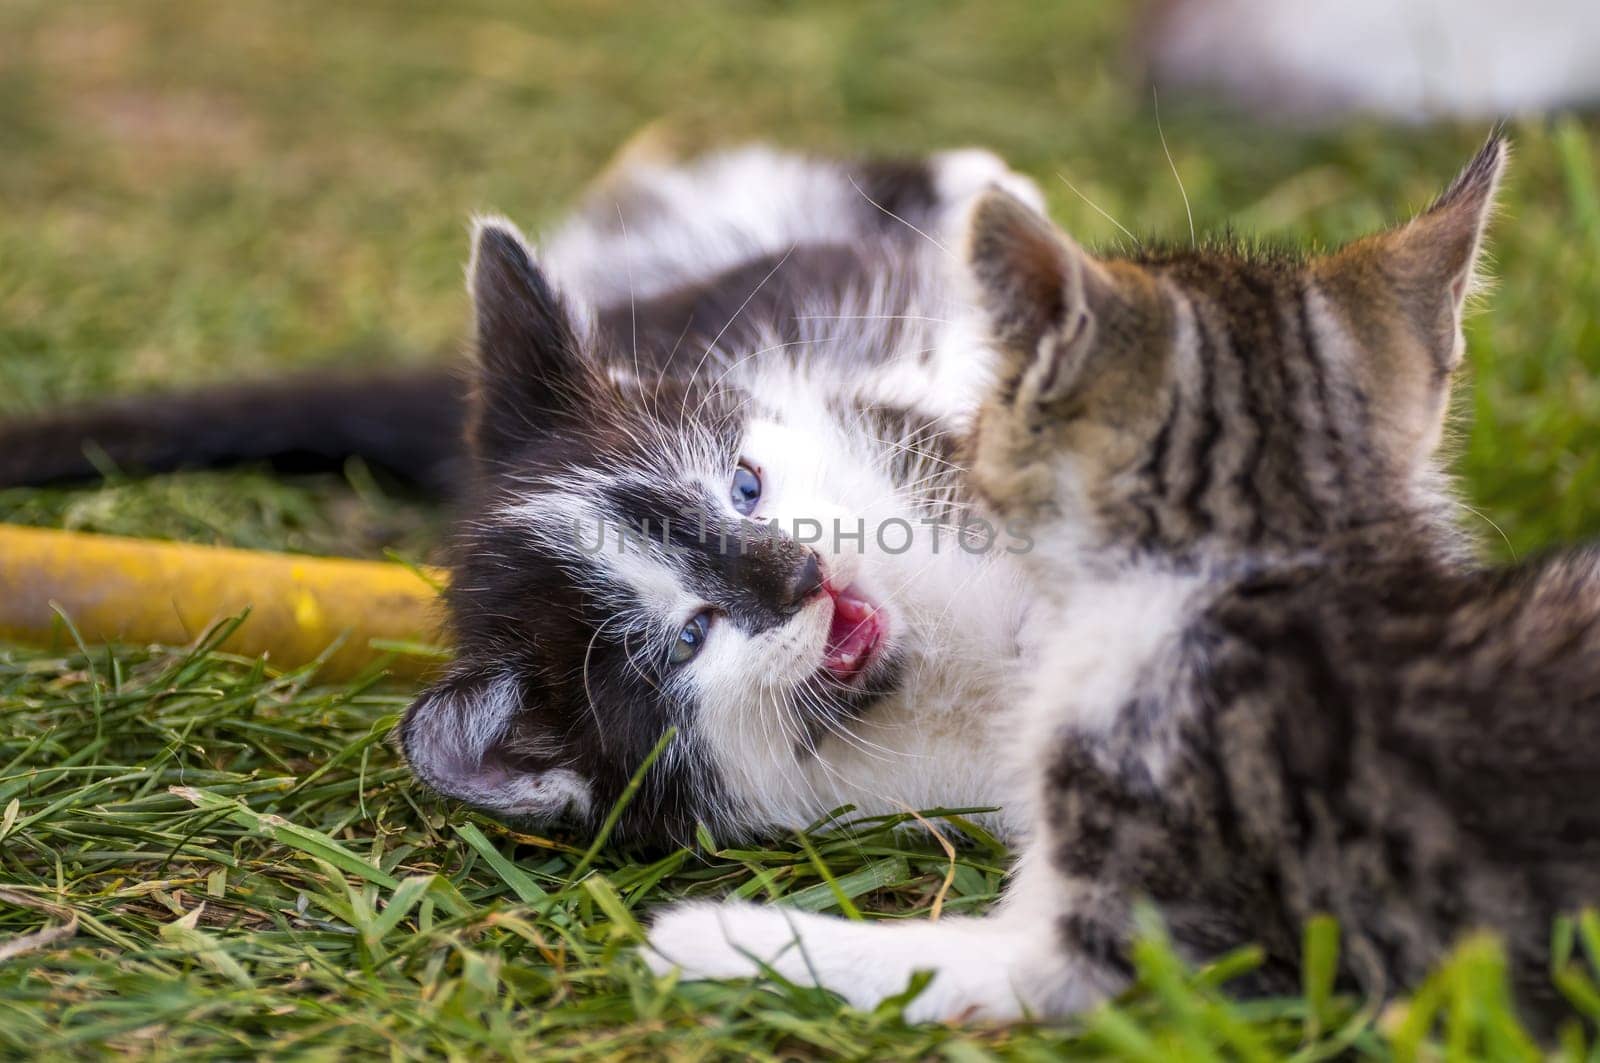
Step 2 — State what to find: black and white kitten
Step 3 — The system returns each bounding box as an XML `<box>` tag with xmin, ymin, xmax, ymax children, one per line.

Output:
<box><xmin>647</xmin><ymin>137</ymin><xmax>1600</xmax><ymax>1030</ymax></box>
<box><xmin>402</xmin><ymin>146</ymin><xmax>1049</xmax><ymax>843</ymax></box>
<box><xmin>0</xmin><ymin>145</ymin><xmax>1049</xmax><ymax>844</ymax></box>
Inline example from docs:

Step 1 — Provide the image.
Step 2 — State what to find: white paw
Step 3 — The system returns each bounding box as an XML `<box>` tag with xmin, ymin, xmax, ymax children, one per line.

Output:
<box><xmin>645</xmin><ymin>901</ymin><xmax>924</xmax><ymax>1014</ymax></box>
<box><xmin>644</xmin><ymin>902</ymin><xmax>1049</xmax><ymax>1023</ymax></box>
<box><xmin>643</xmin><ymin>901</ymin><xmax>806</xmax><ymax>984</ymax></box>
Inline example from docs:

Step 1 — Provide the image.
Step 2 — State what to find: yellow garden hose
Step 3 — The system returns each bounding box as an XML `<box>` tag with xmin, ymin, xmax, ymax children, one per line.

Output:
<box><xmin>0</xmin><ymin>524</ymin><xmax>448</xmax><ymax>680</ymax></box>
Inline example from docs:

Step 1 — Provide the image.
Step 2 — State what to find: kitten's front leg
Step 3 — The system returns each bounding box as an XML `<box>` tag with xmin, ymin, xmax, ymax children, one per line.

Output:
<box><xmin>645</xmin><ymin>899</ymin><xmax>1100</xmax><ymax>1023</ymax></box>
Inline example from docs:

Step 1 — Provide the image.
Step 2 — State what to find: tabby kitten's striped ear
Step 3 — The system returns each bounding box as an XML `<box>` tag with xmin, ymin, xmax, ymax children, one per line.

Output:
<box><xmin>1413</xmin><ymin>134</ymin><xmax>1508</xmax><ymax>311</ymax></box>
<box><xmin>1314</xmin><ymin>135</ymin><xmax>1507</xmax><ymax>460</ymax></box>
<box><xmin>1321</xmin><ymin>135</ymin><xmax>1507</xmax><ymax>382</ymax></box>
<box><xmin>964</xmin><ymin>188</ymin><xmax>1112</xmax><ymax>408</ymax></box>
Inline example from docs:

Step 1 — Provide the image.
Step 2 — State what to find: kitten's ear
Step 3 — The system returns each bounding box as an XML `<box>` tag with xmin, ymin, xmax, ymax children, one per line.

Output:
<box><xmin>1327</xmin><ymin>135</ymin><xmax>1508</xmax><ymax>375</ymax></box>
<box><xmin>965</xmin><ymin>188</ymin><xmax>1105</xmax><ymax>405</ymax></box>
<box><xmin>468</xmin><ymin>216</ymin><xmax>595</xmax><ymax>454</ymax></box>
<box><xmin>1414</xmin><ymin>134</ymin><xmax>1507</xmax><ymax>301</ymax></box>
<box><xmin>399</xmin><ymin>665</ymin><xmax>593</xmax><ymax>821</ymax></box>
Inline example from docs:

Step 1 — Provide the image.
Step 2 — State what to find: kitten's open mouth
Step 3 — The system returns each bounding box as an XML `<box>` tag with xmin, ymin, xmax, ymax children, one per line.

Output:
<box><xmin>820</xmin><ymin>582</ymin><xmax>885</xmax><ymax>683</ymax></box>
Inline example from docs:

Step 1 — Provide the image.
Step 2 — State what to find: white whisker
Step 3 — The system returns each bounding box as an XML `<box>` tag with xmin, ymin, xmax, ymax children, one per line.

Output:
<box><xmin>1056</xmin><ymin>171</ymin><xmax>1141</xmax><ymax>248</ymax></box>
<box><xmin>1153</xmin><ymin>87</ymin><xmax>1196</xmax><ymax>249</ymax></box>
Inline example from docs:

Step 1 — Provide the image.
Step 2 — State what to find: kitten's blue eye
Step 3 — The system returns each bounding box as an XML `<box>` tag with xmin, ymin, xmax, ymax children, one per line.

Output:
<box><xmin>668</xmin><ymin>611</ymin><xmax>712</xmax><ymax>667</ymax></box>
<box><xmin>730</xmin><ymin>462</ymin><xmax>761</xmax><ymax>516</ymax></box>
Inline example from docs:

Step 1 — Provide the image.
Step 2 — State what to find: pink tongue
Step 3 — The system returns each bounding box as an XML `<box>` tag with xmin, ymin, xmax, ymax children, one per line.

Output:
<box><xmin>825</xmin><ymin>590</ymin><xmax>878</xmax><ymax>674</ymax></box>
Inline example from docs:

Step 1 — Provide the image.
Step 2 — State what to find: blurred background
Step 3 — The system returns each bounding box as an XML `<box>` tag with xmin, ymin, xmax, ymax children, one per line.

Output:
<box><xmin>1</xmin><ymin>0</ymin><xmax>1596</xmax><ymax>561</ymax></box>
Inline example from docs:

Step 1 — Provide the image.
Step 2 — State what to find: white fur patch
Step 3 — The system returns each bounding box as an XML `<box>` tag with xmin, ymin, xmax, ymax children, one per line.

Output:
<box><xmin>1021</xmin><ymin>569</ymin><xmax>1204</xmax><ymax>734</ymax></box>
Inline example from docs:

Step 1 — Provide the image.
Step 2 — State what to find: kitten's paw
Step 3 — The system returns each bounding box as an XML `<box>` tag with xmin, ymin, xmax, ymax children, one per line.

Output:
<box><xmin>644</xmin><ymin>902</ymin><xmax>1047</xmax><ymax>1023</ymax></box>
<box><xmin>644</xmin><ymin>902</ymin><xmax>802</xmax><ymax>984</ymax></box>
<box><xmin>644</xmin><ymin>901</ymin><xmax>927</xmax><ymax>1016</ymax></box>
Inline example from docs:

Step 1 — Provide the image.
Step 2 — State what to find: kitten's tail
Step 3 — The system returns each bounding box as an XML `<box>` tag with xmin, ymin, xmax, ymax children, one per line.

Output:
<box><xmin>0</xmin><ymin>368</ymin><xmax>468</xmax><ymax>496</ymax></box>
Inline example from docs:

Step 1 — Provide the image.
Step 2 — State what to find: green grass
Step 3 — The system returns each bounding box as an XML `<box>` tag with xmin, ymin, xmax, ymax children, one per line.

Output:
<box><xmin>2</xmin><ymin>1</ymin><xmax>1600</xmax><ymax>1057</ymax></box>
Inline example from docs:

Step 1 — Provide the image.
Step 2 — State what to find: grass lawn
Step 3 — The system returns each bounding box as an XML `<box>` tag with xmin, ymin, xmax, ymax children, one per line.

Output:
<box><xmin>3</xmin><ymin>1</ymin><xmax>1600</xmax><ymax>1057</ymax></box>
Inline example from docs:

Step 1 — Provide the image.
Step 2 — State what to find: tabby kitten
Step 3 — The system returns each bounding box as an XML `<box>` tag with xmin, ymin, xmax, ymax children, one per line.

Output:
<box><xmin>647</xmin><ymin>136</ymin><xmax>1600</xmax><ymax>1030</ymax></box>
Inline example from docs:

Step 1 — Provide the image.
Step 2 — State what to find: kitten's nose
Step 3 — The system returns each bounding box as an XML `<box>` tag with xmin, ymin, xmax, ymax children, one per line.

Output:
<box><xmin>783</xmin><ymin>550</ymin><xmax>826</xmax><ymax>610</ymax></box>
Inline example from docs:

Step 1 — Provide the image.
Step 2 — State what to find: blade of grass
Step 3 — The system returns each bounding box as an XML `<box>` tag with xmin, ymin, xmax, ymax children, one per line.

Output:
<box><xmin>171</xmin><ymin>785</ymin><xmax>399</xmax><ymax>890</ymax></box>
